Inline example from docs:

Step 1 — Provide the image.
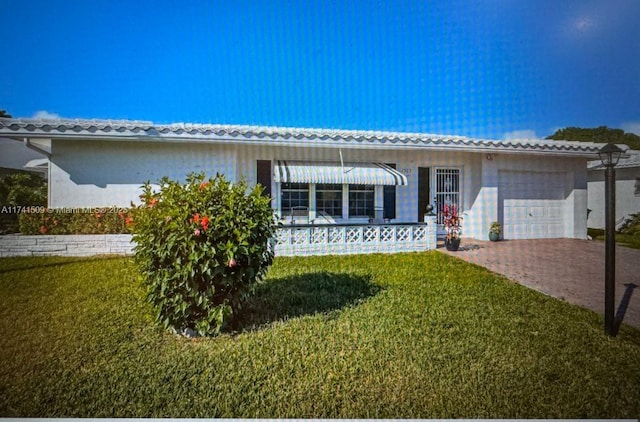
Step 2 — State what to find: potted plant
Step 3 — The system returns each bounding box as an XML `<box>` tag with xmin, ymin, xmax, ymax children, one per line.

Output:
<box><xmin>489</xmin><ymin>221</ymin><xmax>501</xmax><ymax>241</ymax></box>
<box><xmin>442</xmin><ymin>203</ymin><xmax>462</xmax><ymax>251</ymax></box>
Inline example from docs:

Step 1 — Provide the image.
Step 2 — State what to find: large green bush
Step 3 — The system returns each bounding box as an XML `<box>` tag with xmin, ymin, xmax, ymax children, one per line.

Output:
<box><xmin>132</xmin><ymin>173</ymin><xmax>277</xmax><ymax>337</ymax></box>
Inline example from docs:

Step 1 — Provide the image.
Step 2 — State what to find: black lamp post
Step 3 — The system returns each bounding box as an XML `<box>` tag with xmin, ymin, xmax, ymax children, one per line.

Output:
<box><xmin>598</xmin><ymin>143</ymin><xmax>623</xmax><ymax>336</ymax></box>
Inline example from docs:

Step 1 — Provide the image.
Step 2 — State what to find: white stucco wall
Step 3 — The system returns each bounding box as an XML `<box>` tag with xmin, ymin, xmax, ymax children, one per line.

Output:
<box><xmin>467</xmin><ymin>154</ymin><xmax>588</xmax><ymax>240</ymax></box>
<box><xmin>46</xmin><ymin>139</ymin><xmax>590</xmax><ymax>240</ymax></box>
<box><xmin>587</xmin><ymin>167</ymin><xmax>640</xmax><ymax>229</ymax></box>
<box><xmin>235</xmin><ymin>145</ymin><xmax>482</xmax><ymax>226</ymax></box>
<box><xmin>49</xmin><ymin>140</ymin><xmax>237</xmax><ymax>207</ymax></box>
<box><xmin>237</xmin><ymin>147</ymin><xmax>590</xmax><ymax>240</ymax></box>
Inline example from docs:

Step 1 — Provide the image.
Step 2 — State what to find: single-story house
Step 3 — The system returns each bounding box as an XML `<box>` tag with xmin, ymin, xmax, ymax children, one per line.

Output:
<box><xmin>0</xmin><ymin>136</ymin><xmax>48</xmax><ymax>178</ymax></box>
<box><xmin>0</xmin><ymin>117</ymin><xmax>615</xmax><ymax>254</ymax></box>
<box><xmin>587</xmin><ymin>149</ymin><xmax>640</xmax><ymax>229</ymax></box>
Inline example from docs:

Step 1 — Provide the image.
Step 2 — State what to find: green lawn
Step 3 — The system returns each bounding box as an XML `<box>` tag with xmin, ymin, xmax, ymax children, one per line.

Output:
<box><xmin>588</xmin><ymin>228</ymin><xmax>640</xmax><ymax>249</ymax></box>
<box><xmin>1</xmin><ymin>253</ymin><xmax>639</xmax><ymax>418</ymax></box>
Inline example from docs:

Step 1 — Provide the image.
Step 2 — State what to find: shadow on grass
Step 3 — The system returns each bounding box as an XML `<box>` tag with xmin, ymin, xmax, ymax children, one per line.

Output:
<box><xmin>232</xmin><ymin>271</ymin><xmax>382</xmax><ymax>332</ymax></box>
<box><xmin>0</xmin><ymin>255</ymin><xmax>128</xmax><ymax>274</ymax></box>
<box><xmin>614</xmin><ymin>283</ymin><xmax>637</xmax><ymax>335</ymax></box>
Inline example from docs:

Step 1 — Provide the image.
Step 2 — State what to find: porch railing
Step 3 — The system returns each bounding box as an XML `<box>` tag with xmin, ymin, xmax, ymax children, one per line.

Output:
<box><xmin>274</xmin><ymin>220</ymin><xmax>437</xmax><ymax>256</ymax></box>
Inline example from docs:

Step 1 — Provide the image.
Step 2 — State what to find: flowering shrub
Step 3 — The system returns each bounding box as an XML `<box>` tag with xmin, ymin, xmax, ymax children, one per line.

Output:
<box><xmin>442</xmin><ymin>203</ymin><xmax>462</xmax><ymax>240</ymax></box>
<box><xmin>18</xmin><ymin>209</ymin><xmax>135</xmax><ymax>235</ymax></box>
<box><xmin>132</xmin><ymin>173</ymin><xmax>276</xmax><ymax>337</ymax></box>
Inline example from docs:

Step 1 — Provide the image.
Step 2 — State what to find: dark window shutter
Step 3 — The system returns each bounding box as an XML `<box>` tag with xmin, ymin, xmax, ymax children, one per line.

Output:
<box><xmin>256</xmin><ymin>160</ymin><xmax>272</xmax><ymax>197</ymax></box>
<box><xmin>383</xmin><ymin>163</ymin><xmax>397</xmax><ymax>220</ymax></box>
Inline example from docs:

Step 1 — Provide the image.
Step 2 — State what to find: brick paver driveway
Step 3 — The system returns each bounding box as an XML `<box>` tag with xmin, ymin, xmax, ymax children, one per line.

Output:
<box><xmin>440</xmin><ymin>238</ymin><xmax>640</xmax><ymax>330</ymax></box>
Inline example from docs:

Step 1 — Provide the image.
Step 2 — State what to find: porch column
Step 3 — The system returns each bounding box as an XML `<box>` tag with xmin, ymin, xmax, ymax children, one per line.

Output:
<box><xmin>309</xmin><ymin>184</ymin><xmax>317</xmax><ymax>222</ymax></box>
<box><xmin>375</xmin><ymin>185</ymin><xmax>384</xmax><ymax>211</ymax></box>
<box><xmin>425</xmin><ymin>215</ymin><xmax>437</xmax><ymax>250</ymax></box>
<box><xmin>342</xmin><ymin>184</ymin><xmax>349</xmax><ymax>219</ymax></box>
<box><xmin>479</xmin><ymin>156</ymin><xmax>499</xmax><ymax>240</ymax></box>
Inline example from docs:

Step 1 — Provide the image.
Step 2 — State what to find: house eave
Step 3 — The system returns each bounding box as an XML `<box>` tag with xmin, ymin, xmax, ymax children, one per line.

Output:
<box><xmin>0</xmin><ymin>118</ymin><xmax>605</xmax><ymax>158</ymax></box>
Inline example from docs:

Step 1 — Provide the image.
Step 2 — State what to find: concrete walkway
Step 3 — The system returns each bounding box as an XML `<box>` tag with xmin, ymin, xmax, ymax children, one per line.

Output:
<box><xmin>439</xmin><ymin>238</ymin><xmax>640</xmax><ymax>330</ymax></box>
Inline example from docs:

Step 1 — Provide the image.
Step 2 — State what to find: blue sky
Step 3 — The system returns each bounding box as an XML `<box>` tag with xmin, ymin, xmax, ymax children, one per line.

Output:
<box><xmin>1</xmin><ymin>0</ymin><xmax>639</xmax><ymax>139</ymax></box>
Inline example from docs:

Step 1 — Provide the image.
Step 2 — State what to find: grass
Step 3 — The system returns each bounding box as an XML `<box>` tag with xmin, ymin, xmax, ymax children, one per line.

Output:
<box><xmin>1</xmin><ymin>253</ymin><xmax>639</xmax><ymax>418</ymax></box>
<box><xmin>588</xmin><ymin>228</ymin><xmax>640</xmax><ymax>249</ymax></box>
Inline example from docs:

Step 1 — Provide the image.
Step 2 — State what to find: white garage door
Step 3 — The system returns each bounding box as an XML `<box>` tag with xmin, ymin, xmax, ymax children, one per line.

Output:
<box><xmin>499</xmin><ymin>171</ymin><xmax>567</xmax><ymax>239</ymax></box>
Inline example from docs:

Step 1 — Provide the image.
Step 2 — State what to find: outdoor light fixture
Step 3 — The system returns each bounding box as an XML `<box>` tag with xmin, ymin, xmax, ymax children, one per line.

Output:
<box><xmin>598</xmin><ymin>143</ymin><xmax>623</xmax><ymax>168</ymax></box>
<box><xmin>598</xmin><ymin>143</ymin><xmax>623</xmax><ymax>336</ymax></box>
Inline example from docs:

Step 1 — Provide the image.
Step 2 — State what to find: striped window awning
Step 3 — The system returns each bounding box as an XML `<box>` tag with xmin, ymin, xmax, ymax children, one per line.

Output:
<box><xmin>274</xmin><ymin>161</ymin><xmax>407</xmax><ymax>186</ymax></box>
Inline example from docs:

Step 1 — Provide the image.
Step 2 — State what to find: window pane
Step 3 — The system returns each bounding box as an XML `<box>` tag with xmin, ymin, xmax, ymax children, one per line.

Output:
<box><xmin>316</xmin><ymin>184</ymin><xmax>343</xmax><ymax>217</ymax></box>
<box><xmin>349</xmin><ymin>184</ymin><xmax>374</xmax><ymax>217</ymax></box>
<box><xmin>281</xmin><ymin>183</ymin><xmax>309</xmax><ymax>215</ymax></box>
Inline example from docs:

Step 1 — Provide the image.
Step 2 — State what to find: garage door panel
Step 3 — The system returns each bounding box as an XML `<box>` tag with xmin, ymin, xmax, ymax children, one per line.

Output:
<box><xmin>507</xmin><ymin>224</ymin><xmax>529</xmax><ymax>239</ymax></box>
<box><xmin>530</xmin><ymin>223</ymin><xmax>549</xmax><ymax>238</ymax></box>
<box><xmin>549</xmin><ymin>223</ymin><xmax>564</xmax><ymax>235</ymax></box>
<box><xmin>529</xmin><ymin>206</ymin><xmax>545</xmax><ymax>218</ymax></box>
<box><xmin>507</xmin><ymin>205</ymin><xmax>529</xmax><ymax>220</ymax></box>
<box><xmin>503</xmin><ymin>189</ymin><xmax>565</xmax><ymax>201</ymax></box>
<box><xmin>499</xmin><ymin>171</ymin><xmax>567</xmax><ymax>240</ymax></box>
<box><xmin>548</xmin><ymin>207</ymin><xmax>563</xmax><ymax>219</ymax></box>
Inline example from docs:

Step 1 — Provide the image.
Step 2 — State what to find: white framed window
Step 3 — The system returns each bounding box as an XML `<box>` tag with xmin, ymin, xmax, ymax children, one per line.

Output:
<box><xmin>316</xmin><ymin>183</ymin><xmax>343</xmax><ymax>217</ymax></box>
<box><xmin>277</xmin><ymin>181</ymin><xmax>385</xmax><ymax>222</ymax></box>
<box><xmin>435</xmin><ymin>168</ymin><xmax>461</xmax><ymax>224</ymax></box>
<box><xmin>281</xmin><ymin>183</ymin><xmax>309</xmax><ymax>215</ymax></box>
<box><xmin>349</xmin><ymin>184</ymin><xmax>375</xmax><ymax>217</ymax></box>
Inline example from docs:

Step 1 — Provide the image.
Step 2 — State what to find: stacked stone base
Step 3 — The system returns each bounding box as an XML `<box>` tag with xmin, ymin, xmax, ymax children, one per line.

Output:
<box><xmin>0</xmin><ymin>234</ymin><xmax>134</xmax><ymax>257</ymax></box>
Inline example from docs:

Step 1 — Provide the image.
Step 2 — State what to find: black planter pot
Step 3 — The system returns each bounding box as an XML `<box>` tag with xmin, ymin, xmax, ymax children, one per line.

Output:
<box><xmin>445</xmin><ymin>237</ymin><xmax>461</xmax><ymax>251</ymax></box>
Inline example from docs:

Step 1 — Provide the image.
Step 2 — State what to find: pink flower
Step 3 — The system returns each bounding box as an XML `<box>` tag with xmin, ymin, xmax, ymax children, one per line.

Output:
<box><xmin>228</xmin><ymin>258</ymin><xmax>237</xmax><ymax>268</ymax></box>
<box><xmin>125</xmin><ymin>217</ymin><xmax>133</xmax><ymax>226</ymax></box>
<box><xmin>199</xmin><ymin>181</ymin><xmax>210</xmax><ymax>191</ymax></box>
<box><xmin>39</xmin><ymin>226</ymin><xmax>48</xmax><ymax>234</ymax></box>
<box><xmin>194</xmin><ymin>228</ymin><xmax>201</xmax><ymax>237</ymax></box>
<box><xmin>200</xmin><ymin>215</ymin><xmax>210</xmax><ymax>231</ymax></box>
<box><xmin>149</xmin><ymin>198</ymin><xmax>158</xmax><ymax>207</ymax></box>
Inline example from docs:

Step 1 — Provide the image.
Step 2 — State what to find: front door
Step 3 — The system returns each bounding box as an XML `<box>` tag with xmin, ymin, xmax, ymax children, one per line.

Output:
<box><xmin>418</xmin><ymin>167</ymin><xmax>430</xmax><ymax>222</ymax></box>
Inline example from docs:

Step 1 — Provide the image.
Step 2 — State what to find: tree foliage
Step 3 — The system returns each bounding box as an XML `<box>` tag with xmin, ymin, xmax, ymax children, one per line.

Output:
<box><xmin>0</xmin><ymin>110</ymin><xmax>12</xmax><ymax>118</ymax></box>
<box><xmin>0</xmin><ymin>172</ymin><xmax>47</xmax><ymax>233</ymax></box>
<box><xmin>546</xmin><ymin>126</ymin><xmax>640</xmax><ymax>150</ymax></box>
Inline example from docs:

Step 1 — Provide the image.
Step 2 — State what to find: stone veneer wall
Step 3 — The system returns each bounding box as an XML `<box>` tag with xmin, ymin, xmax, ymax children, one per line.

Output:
<box><xmin>0</xmin><ymin>234</ymin><xmax>134</xmax><ymax>257</ymax></box>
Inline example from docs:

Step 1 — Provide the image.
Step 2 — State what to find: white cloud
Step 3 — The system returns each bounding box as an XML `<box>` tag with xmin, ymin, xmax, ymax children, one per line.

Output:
<box><xmin>32</xmin><ymin>110</ymin><xmax>60</xmax><ymax>120</ymax></box>
<box><xmin>502</xmin><ymin>129</ymin><xmax>538</xmax><ymax>140</ymax></box>
<box><xmin>621</xmin><ymin>121</ymin><xmax>640</xmax><ymax>136</ymax></box>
